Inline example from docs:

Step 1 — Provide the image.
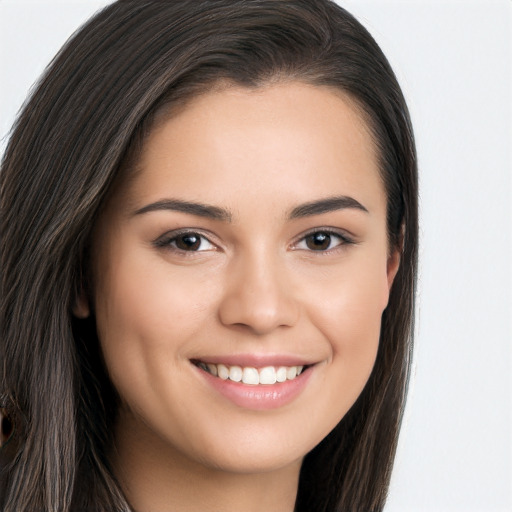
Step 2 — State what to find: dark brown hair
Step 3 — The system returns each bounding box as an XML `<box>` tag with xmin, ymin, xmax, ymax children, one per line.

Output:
<box><xmin>0</xmin><ymin>1</ymin><xmax>417</xmax><ymax>510</ymax></box>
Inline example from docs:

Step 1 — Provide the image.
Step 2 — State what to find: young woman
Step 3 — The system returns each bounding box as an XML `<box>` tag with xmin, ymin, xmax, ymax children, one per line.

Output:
<box><xmin>0</xmin><ymin>1</ymin><xmax>417</xmax><ymax>511</ymax></box>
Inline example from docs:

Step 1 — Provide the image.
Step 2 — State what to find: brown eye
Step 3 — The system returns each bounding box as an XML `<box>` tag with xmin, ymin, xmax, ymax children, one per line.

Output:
<box><xmin>305</xmin><ymin>232</ymin><xmax>332</xmax><ymax>251</ymax></box>
<box><xmin>155</xmin><ymin>231</ymin><xmax>216</xmax><ymax>252</ymax></box>
<box><xmin>294</xmin><ymin>230</ymin><xmax>352</xmax><ymax>252</ymax></box>
<box><xmin>174</xmin><ymin>233</ymin><xmax>202</xmax><ymax>251</ymax></box>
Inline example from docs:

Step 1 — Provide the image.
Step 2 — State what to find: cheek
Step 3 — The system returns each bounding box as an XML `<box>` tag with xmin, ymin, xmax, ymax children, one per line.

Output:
<box><xmin>310</xmin><ymin>253</ymin><xmax>388</xmax><ymax>339</ymax></box>
<box><xmin>92</xmin><ymin>249</ymin><xmax>217</xmax><ymax>390</ymax></box>
<box><xmin>304</xmin><ymin>253</ymin><xmax>389</xmax><ymax>387</ymax></box>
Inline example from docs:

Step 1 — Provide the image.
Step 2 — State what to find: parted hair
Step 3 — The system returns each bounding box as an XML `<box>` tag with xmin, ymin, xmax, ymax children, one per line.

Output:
<box><xmin>0</xmin><ymin>1</ymin><xmax>418</xmax><ymax>511</ymax></box>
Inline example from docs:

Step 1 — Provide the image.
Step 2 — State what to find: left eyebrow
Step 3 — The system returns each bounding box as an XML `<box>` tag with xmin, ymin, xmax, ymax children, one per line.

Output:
<box><xmin>288</xmin><ymin>195</ymin><xmax>369</xmax><ymax>219</ymax></box>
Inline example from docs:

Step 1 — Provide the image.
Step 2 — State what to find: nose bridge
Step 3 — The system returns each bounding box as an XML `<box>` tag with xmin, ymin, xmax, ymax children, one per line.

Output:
<box><xmin>218</xmin><ymin>243</ymin><xmax>299</xmax><ymax>334</ymax></box>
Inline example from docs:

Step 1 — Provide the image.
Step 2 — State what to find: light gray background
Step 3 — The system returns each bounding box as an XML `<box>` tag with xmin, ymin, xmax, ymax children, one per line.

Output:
<box><xmin>1</xmin><ymin>1</ymin><xmax>511</xmax><ymax>511</ymax></box>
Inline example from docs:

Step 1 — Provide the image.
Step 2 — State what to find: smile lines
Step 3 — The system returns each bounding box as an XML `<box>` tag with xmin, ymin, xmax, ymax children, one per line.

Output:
<box><xmin>195</xmin><ymin>361</ymin><xmax>306</xmax><ymax>385</ymax></box>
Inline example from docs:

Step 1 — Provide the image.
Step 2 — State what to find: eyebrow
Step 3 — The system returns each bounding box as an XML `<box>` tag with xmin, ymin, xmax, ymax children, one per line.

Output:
<box><xmin>133</xmin><ymin>199</ymin><xmax>232</xmax><ymax>221</ymax></box>
<box><xmin>288</xmin><ymin>195</ymin><xmax>368</xmax><ymax>219</ymax></box>
<box><xmin>132</xmin><ymin>195</ymin><xmax>368</xmax><ymax>222</ymax></box>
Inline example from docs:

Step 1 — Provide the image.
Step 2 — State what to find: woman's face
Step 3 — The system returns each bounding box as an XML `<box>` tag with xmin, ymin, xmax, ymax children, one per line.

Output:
<box><xmin>84</xmin><ymin>82</ymin><xmax>399</xmax><ymax>475</ymax></box>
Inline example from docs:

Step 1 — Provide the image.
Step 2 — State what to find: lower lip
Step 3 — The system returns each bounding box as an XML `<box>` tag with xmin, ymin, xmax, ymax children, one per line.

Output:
<box><xmin>194</xmin><ymin>365</ymin><xmax>313</xmax><ymax>410</ymax></box>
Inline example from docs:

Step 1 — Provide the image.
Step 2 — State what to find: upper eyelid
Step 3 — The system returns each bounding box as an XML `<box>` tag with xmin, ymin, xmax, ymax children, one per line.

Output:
<box><xmin>154</xmin><ymin>228</ymin><xmax>218</xmax><ymax>248</ymax></box>
<box><xmin>153</xmin><ymin>226</ymin><xmax>355</xmax><ymax>248</ymax></box>
<box><xmin>291</xmin><ymin>227</ymin><xmax>355</xmax><ymax>246</ymax></box>
<box><xmin>155</xmin><ymin>227</ymin><xmax>217</xmax><ymax>241</ymax></box>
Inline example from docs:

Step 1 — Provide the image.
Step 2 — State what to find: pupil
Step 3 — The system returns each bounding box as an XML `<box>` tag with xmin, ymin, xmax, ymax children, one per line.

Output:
<box><xmin>306</xmin><ymin>232</ymin><xmax>330</xmax><ymax>250</ymax></box>
<box><xmin>177</xmin><ymin>234</ymin><xmax>200</xmax><ymax>251</ymax></box>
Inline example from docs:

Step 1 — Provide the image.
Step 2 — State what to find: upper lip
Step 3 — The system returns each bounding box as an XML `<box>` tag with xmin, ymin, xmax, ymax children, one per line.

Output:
<box><xmin>191</xmin><ymin>353</ymin><xmax>317</xmax><ymax>368</ymax></box>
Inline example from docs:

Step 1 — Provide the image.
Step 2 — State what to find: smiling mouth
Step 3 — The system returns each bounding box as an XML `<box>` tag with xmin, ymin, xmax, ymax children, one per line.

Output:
<box><xmin>192</xmin><ymin>361</ymin><xmax>309</xmax><ymax>385</ymax></box>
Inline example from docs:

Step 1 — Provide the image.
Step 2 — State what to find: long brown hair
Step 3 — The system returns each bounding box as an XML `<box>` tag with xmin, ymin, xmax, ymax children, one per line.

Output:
<box><xmin>0</xmin><ymin>1</ymin><xmax>418</xmax><ymax>510</ymax></box>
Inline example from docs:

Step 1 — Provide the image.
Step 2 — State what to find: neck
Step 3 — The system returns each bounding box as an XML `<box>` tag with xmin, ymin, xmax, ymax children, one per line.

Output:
<box><xmin>111</xmin><ymin>409</ymin><xmax>301</xmax><ymax>512</ymax></box>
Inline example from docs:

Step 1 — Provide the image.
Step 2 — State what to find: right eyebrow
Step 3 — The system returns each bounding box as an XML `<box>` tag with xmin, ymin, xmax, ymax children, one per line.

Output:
<box><xmin>132</xmin><ymin>199</ymin><xmax>233</xmax><ymax>222</ymax></box>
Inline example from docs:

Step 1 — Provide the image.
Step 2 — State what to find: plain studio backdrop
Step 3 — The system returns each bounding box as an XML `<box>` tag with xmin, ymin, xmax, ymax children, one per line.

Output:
<box><xmin>1</xmin><ymin>1</ymin><xmax>511</xmax><ymax>511</ymax></box>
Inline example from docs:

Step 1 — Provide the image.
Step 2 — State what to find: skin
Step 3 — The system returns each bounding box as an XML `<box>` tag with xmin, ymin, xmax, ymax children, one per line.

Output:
<box><xmin>76</xmin><ymin>82</ymin><xmax>400</xmax><ymax>512</ymax></box>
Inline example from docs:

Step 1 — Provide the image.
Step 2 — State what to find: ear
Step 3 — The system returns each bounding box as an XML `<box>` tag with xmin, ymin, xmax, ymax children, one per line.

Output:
<box><xmin>72</xmin><ymin>288</ymin><xmax>90</xmax><ymax>318</ymax></box>
<box><xmin>386</xmin><ymin>226</ymin><xmax>404</xmax><ymax>292</ymax></box>
<box><xmin>386</xmin><ymin>247</ymin><xmax>401</xmax><ymax>292</ymax></box>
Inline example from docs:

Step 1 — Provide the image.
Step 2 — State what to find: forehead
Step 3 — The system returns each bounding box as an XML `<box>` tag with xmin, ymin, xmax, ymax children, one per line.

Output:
<box><xmin>114</xmin><ymin>81</ymin><xmax>384</xmax><ymax>217</ymax></box>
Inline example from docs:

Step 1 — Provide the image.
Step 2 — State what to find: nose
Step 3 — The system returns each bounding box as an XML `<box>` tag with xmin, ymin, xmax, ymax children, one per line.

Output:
<box><xmin>217</xmin><ymin>250</ymin><xmax>299</xmax><ymax>335</ymax></box>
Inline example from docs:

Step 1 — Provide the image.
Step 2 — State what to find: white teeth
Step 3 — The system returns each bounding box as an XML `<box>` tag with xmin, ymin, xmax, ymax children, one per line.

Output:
<box><xmin>229</xmin><ymin>365</ymin><xmax>243</xmax><ymax>382</ymax></box>
<box><xmin>207</xmin><ymin>363</ymin><xmax>218</xmax><ymax>377</ymax></box>
<box><xmin>217</xmin><ymin>364</ymin><xmax>229</xmax><ymax>380</ymax></box>
<box><xmin>276</xmin><ymin>366</ymin><xmax>287</xmax><ymax>383</ymax></box>
<box><xmin>286</xmin><ymin>366</ymin><xmax>297</xmax><ymax>380</ymax></box>
<box><xmin>242</xmin><ymin>367</ymin><xmax>259</xmax><ymax>385</ymax></box>
<box><xmin>259</xmin><ymin>366</ymin><xmax>277</xmax><ymax>385</ymax></box>
<box><xmin>198</xmin><ymin>361</ymin><xmax>308</xmax><ymax>385</ymax></box>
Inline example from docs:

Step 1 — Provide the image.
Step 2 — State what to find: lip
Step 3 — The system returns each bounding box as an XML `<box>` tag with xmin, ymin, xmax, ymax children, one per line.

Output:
<box><xmin>192</xmin><ymin>357</ymin><xmax>315</xmax><ymax>411</ymax></box>
<box><xmin>192</xmin><ymin>353</ymin><xmax>314</xmax><ymax>368</ymax></box>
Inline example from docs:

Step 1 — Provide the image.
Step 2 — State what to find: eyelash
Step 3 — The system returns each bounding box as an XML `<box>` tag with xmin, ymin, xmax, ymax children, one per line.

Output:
<box><xmin>153</xmin><ymin>229</ymin><xmax>217</xmax><ymax>253</ymax></box>
<box><xmin>293</xmin><ymin>228</ymin><xmax>355</xmax><ymax>253</ymax></box>
<box><xmin>154</xmin><ymin>228</ymin><xmax>355</xmax><ymax>255</ymax></box>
